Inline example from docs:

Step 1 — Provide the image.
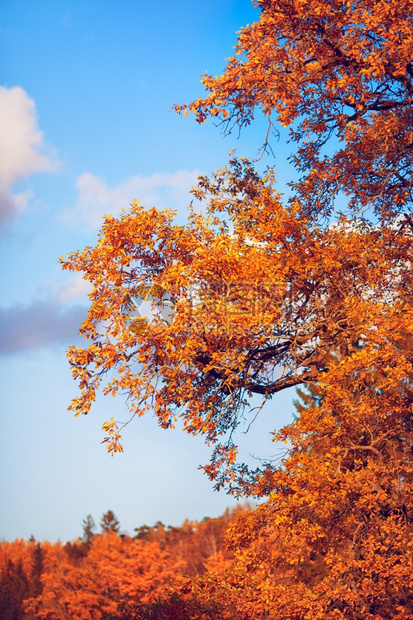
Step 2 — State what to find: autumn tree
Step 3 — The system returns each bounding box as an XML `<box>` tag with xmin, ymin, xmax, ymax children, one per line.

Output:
<box><xmin>27</xmin><ymin>539</ymin><xmax>44</xmax><ymax>602</ymax></box>
<box><xmin>181</xmin><ymin>0</ymin><xmax>413</xmax><ymax>222</ymax></box>
<box><xmin>62</xmin><ymin>1</ymin><xmax>413</xmax><ymax>617</ymax></box>
<box><xmin>61</xmin><ymin>164</ymin><xmax>413</xmax><ymax>489</ymax></box>
<box><xmin>133</xmin><ymin>508</ymin><xmax>244</xmax><ymax>576</ymax></box>
<box><xmin>0</xmin><ymin>558</ymin><xmax>29</xmax><ymax>620</ymax></box>
<box><xmin>0</xmin><ymin>538</ymin><xmax>46</xmax><ymax>620</ymax></box>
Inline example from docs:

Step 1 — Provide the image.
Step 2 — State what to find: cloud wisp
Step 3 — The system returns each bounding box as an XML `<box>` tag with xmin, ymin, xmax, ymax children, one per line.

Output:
<box><xmin>56</xmin><ymin>273</ymin><xmax>93</xmax><ymax>303</ymax></box>
<box><xmin>63</xmin><ymin>169</ymin><xmax>202</xmax><ymax>229</ymax></box>
<box><xmin>0</xmin><ymin>86</ymin><xmax>58</xmax><ymax>225</ymax></box>
<box><xmin>0</xmin><ymin>300</ymin><xmax>87</xmax><ymax>355</ymax></box>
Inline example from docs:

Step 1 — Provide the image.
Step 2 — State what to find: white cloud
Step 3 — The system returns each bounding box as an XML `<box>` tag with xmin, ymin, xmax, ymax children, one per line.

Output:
<box><xmin>63</xmin><ymin>169</ymin><xmax>202</xmax><ymax>229</ymax></box>
<box><xmin>0</xmin><ymin>85</ymin><xmax>58</xmax><ymax>224</ymax></box>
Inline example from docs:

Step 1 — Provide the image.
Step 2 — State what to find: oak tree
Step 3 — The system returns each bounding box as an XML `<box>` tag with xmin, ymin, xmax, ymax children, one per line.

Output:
<box><xmin>181</xmin><ymin>0</ymin><xmax>413</xmax><ymax>223</ymax></box>
<box><xmin>61</xmin><ymin>162</ymin><xmax>413</xmax><ymax>489</ymax></box>
<box><xmin>61</xmin><ymin>1</ymin><xmax>413</xmax><ymax>617</ymax></box>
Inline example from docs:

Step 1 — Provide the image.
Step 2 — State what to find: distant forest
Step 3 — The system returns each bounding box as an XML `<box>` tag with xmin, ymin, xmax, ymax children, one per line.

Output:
<box><xmin>0</xmin><ymin>505</ymin><xmax>250</xmax><ymax>619</ymax></box>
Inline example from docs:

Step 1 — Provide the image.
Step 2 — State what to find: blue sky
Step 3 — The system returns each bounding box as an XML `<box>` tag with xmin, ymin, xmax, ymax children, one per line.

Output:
<box><xmin>0</xmin><ymin>0</ymin><xmax>296</xmax><ymax>542</ymax></box>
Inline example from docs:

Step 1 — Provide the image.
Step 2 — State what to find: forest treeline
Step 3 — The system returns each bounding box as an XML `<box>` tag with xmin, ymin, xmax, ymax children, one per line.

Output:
<box><xmin>0</xmin><ymin>505</ymin><xmax>249</xmax><ymax>619</ymax></box>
